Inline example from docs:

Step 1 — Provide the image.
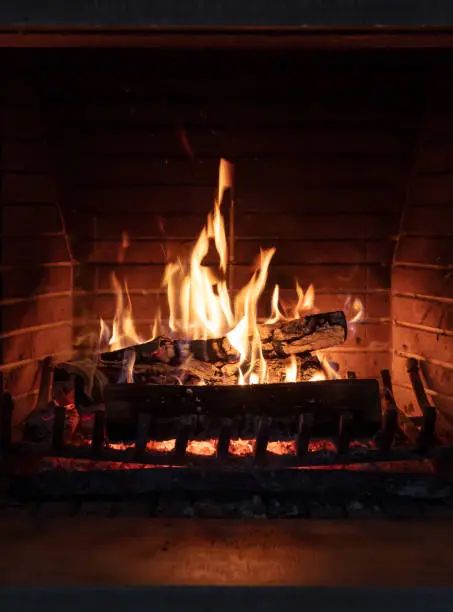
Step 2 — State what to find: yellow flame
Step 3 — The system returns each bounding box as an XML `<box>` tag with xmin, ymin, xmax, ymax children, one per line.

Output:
<box><xmin>309</xmin><ymin>372</ymin><xmax>327</xmax><ymax>382</ymax></box>
<box><xmin>349</xmin><ymin>297</ymin><xmax>364</xmax><ymax>323</ymax></box>
<box><xmin>100</xmin><ymin>273</ymin><xmax>143</xmax><ymax>352</ymax></box>
<box><xmin>285</xmin><ymin>355</ymin><xmax>298</xmax><ymax>383</ymax></box>
<box><xmin>98</xmin><ymin>158</ymin><xmax>355</xmax><ymax>387</ymax></box>
<box><xmin>118</xmin><ymin>348</ymin><xmax>136</xmax><ymax>383</ymax></box>
<box><xmin>265</xmin><ymin>284</ymin><xmax>283</xmax><ymax>325</ymax></box>
<box><xmin>294</xmin><ymin>282</ymin><xmax>315</xmax><ymax>318</ymax></box>
<box><xmin>316</xmin><ymin>352</ymin><xmax>341</xmax><ymax>380</ymax></box>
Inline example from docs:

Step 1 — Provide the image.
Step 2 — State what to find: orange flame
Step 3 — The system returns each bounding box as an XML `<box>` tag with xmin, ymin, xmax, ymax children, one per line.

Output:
<box><xmin>349</xmin><ymin>297</ymin><xmax>364</xmax><ymax>323</ymax></box>
<box><xmin>98</xmin><ymin>158</ymin><xmax>365</xmax><ymax>386</ymax></box>
<box><xmin>294</xmin><ymin>282</ymin><xmax>315</xmax><ymax>318</ymax></box>
<box><xmin>285</xmin><ymin>355</ymin><xmax>298</xmax><ymax>383</ymax></box>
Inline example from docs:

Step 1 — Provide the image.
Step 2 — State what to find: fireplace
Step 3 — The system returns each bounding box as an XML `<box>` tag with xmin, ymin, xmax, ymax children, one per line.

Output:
<box><xmin>1</xmin><ymin>39</ymin><xmax>453</xmax><ymax>512</ymax></box>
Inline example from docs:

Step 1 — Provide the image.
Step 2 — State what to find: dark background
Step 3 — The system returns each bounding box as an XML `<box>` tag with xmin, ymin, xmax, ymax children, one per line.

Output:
<box><xmin>1</xmin><ymin>0</ymin><xmax>453</xmax><ymax>28</ymax></box>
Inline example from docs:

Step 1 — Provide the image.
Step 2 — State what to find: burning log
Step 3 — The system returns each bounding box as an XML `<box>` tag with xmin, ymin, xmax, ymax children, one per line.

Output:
<box><xmin>178</xmin><ymin>353</ymin><xmax>324</xmax><ymax>385</ymax></box>
<box><xmin>100</xmin><ymin>310</ymin><xmax>347</xmax><ymax>366</ymax></box>
<box><xmin>98</xmin><ymin>353</ymin><xmax>324</xmax><ymax>387</ymax></box>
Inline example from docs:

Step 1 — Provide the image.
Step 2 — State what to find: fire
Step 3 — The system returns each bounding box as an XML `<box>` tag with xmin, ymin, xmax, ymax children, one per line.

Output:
<box><xmin>99</xmin><ymin>158</ymin><xmax>364</xmax><ymax>386</ymax></box>
<box><xmin>294</xmin><ymin>282</ymin><xmax>315</xmax><ymax>317</ymax></box>
<box><xmin>349</xmin><ymin>297</ymin><xmax>364</xmax><ymax>323</ymax></box>
<box><xmin>285</xmin><ymin>355</ymin><xmax>298</xmax><ymax>383</ymax></box>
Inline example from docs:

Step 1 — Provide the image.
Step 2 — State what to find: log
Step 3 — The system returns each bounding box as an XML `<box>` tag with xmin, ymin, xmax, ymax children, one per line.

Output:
<box><xmin>100</xmin><ymin>311</ymin><xmax>347</xmax><ymax>365</ymax></box>
<box><xmin>178</xmin><ymin>353</ymin><xmax>323</xmax><ymax>385</ymax></box>
<box><xmin>98</xmin><ymin>353</ymin><xmax>324</xmax><ymax>387</ymax></box>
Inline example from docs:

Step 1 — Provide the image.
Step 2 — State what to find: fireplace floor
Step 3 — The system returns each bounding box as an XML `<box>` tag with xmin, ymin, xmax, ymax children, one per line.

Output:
<box><xmin>0</xmin><ymin>517</ymin><xmax>453</xmax><ymax>588</ymax></box>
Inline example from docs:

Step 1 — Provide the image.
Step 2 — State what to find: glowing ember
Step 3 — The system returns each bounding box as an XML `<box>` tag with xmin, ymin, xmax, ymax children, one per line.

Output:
<box><xmin>186</xmin><ymin>440</ymin><xmax>217</xmax><ymax>456</ymax></box>
<box><xmin>228</xmin><ymin>438</ymin><xmax>254</xmax><ymax>456</ymax></box>
<box><xmin>147</xmin><ymin>439</ymin><xmax>176</xmax><ymax>453</ymax></box>
<box><xmin>267</xmin><ymin>440</ymin><xmax>296</xmax><ymax>455</ymax></box>
<box><xmin>103</xmin><ymin>438</ymin><xmax>341</xmax><ymax>458</ymax></box>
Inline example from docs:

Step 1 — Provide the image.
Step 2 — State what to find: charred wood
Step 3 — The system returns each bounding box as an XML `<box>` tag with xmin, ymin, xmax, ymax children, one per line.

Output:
<box><xmin>100</xmin><ymin>311</ymin><xmax>347</xmax><ymax>366</ymax></box>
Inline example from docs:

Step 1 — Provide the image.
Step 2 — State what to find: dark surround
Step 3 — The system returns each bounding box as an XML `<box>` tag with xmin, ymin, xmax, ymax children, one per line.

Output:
<box><xmin>1</xmin><ymin>0</ymin><xmax>453</xmax><ymax>28</ymax></box>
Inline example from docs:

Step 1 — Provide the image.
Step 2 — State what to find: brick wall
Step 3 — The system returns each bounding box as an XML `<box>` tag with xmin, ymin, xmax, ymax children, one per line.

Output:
<box><xmin>392</xmin><ymin>76</ymin><xmax>453</xmax><ymax>425</ymax></box>
<box><xmin>38</xmin><ymin>48</ymin><xmax>424</xmax><ymax>379</ymax></box>
<box><xmin>4</xmin><ymin>47</ymin><xmax>453</xmax><ymax>424</ymax></box>
<box><xmin>1</xmin><ymin>76</ymin><xmax>74</xmax><ymax>422</ymax></box>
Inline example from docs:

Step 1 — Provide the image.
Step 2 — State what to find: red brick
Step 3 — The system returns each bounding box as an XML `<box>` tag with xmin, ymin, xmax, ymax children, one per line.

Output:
<box><xmin>393</xmin><ymin>325</ymin><xmax>453</xmax><ymax>363</ymax></box>
<box><xmin>413</xmin><ymin>174</ymin><xmax>453</xmax><ymax>205</ymax></box>
<box><xmin>236</xmin><ymin>239</ymin><xmax>393</xmax><ymax>265</ymax></box>
<box><xmin>393</xmin><ymin>355</ymin><xmax>453</xmax><ymax>397</ymax></box>
<box><xmin>59</xmin><ymin>127</ymin><xmax>408</xmax><ymax>157</ymax></box>
<box><xmin>95</xmin><ymin>264</ymin><xmax>165</xmax><ymax>291</ymax></box>
<box><xmin>2</xmin><ymin>138</ymin><xmax>51</xmax><ymax>172</ymax></box>
<box><xmin>3</xmin><ymin>172</ymin><xmax>57</xmax><ymax>203</ymax></box>
<box><xmin>3</xmin><ymin>204</ymin><xmax>62</xmax><ymax>235</ymax></box>
<box><xmin>1</xmin><ymin>265</ymin><xmax>72</xmax><ymax>300</ymax></box>
<box><xmin>1</xmin><ymin>295</ymin><xmax>72</xmax><ymax>335</ymax></box>
<box><xmin>3</xmin><ymin>361</ymin><xmax>41</xmax><ymax>398</ymax></box>
<box><xmin>0</xmin><ymin>323</ymin><xmax>72</xmax><ymax>365</ymax></box>
<box><xmin>392</xmin><ymin>384</ymin><xmax>453</xmax><ymax>421</ymax></box>
<box><xmin>420</xmin><ymin>142</ymin><xmax>453</xmax><ymax>173</ymax></box>
<box><xmin>88</xmin><ymin>239</ymin><xmax>192</xmax><ymax>264</ymax></box>
<box><xmin>2</xmin><ymin>236</ymin><xmax>69</xmax><ymax>265</ymax></box>
<box><xmin>396</xmin><ymin>236</ymin><xmax>453</xmax><ymax>266</ymax></box>
<box><xmin>346</xmin><ymin>321</ymin><xmax>391</xmax><ymax>349</ymax></box>
<box><xmin>68</xmin><ymin>185</ymin><xmax>214</xmax><ymax>214</ymax></box>
<box><xmin>237</xmin><ymin>185</ymin><xmax>404</xmax><ymax>214</ymax></box>
<box><xmin>2</xmin><ymin>108</ymin><xmax>45</xmax><ymax>138</ymax></box>
<box><xmin>392</xmin><ymin>385</ymin><xmax>422</xmax><ymax>417</ymax></box>
<box><xmin>235</xmin><ymin>212</ymin><xmax>399</xmax><ymax>240</ymax></box>
<box><xmin>234</xmin><ymin>264</ymin><xmax>371</xmax><ymax>293</ymax></box>
<box><xmin>392</xmin><ymin>296</ymin><xmax>453</xmax><ymax>331</ymax></box>
<box><xmin>260</xmin><ymin>290</ymin><xmax>390</xmax><ymax>320</ymax></box>
<box><xmin>92</xmin><ymin>263</ymin><xmax>389</xmax><ymax>294</ymax></box>
<box><xmin>393</xmin><ymin>267</ymin><xmax>453</xmax><ymax>299</ymax></box>
<box><xmin>67</xmin><ymin>156</ymin><xmax>405</xmax><ymax>189</ymax></box>
<box><xmin>11</xmin><ymin>392</ymin><xmax>38</xmax><ymax>424</ymax></box>
<box><xmin>93</xmin><ymin>213</ymin><xmax>206</xmax><ymax>240</ymax></box>
<box><xmin>52</xmin><ymin>98</ymin><xmax>404</xmax><ymax>130</ymax></box>
<box><xmin>74</xmin><ymin>292</ymin><xmax>167</xmax><ymax>323</ymax></box>
<box><xmin>403</xmin><ymin>205</ymin><xmax>453</xmax><ymax>236</ymax></box>
<box><xmin>321</xmin><ymin>349</ymin><xmax>390</xmax><ymax>379</ymax></box>
<box><xmin>70</xmin><ymin>157</ymin><xmax>218</xmax><ymax>186</ymax></box>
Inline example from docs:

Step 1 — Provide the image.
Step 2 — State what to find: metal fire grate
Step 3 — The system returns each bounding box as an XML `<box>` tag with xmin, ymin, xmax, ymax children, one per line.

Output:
<box><xmin>1</xmin><ymin>359</ymin><xmax>453</xmax><ymax>506</ymax></box>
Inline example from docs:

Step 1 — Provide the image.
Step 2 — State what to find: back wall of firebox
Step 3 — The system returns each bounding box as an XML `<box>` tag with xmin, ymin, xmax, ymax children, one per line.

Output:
<box><xmin>1</xmin><ymin>47</ymin><xmax>452</xmax><ymax>424</ymax></box>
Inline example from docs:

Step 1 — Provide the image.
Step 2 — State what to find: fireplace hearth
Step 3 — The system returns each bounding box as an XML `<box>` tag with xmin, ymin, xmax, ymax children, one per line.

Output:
<box><xmin>1</xmin><ymin>38</ymin><xmax>453</xmax><ymax>516</ymax></box>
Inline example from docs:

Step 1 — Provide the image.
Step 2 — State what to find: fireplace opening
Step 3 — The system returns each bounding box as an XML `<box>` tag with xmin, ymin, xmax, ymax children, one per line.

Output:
<box><xmin>1</xmin><ymin>44</ymin><xmax>452</xmax><ymax>510</ymax></box>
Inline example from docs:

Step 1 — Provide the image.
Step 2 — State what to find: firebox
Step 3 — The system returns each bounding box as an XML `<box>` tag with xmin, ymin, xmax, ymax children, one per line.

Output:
<box><xmin>1</xmin><ymin>33</ymin><xmax>453</xmax><ymax>514</ymax></box>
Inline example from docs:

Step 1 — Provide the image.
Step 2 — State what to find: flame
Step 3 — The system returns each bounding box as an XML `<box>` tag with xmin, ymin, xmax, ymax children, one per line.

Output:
<box><xmin>294</xmin><ymin>282</ymin><xmax>315</xmax><ymax>318</ymax></box>
<box><xmin>316</xmin><ymin>352</ymin><xmax>341</xmax><ymax>380</ymax></box>
<box><xmin>100</xmin><ymin>273</ymin><xmax>143</xmax><ymax>352</ymax></box>
<box><xmin>265</xmin><ymin>284</ymin><xmax>283</xmax><ymax>325</ymax></box>
<box><xmin>285</xmin><ymin>355</ymin><xmax>298</xmax><ymax>383</ymax></box>
<box><xmin>309</xmin><ymin>372</ymin><xmax>327</xmax><ymax>382</ymax></box>
<box><xmin>349</xmin><ymin>297</ymin><xmax>364</xmax><ymax>323</ymax></box>
<box><xmin>118</xmin><ymin>348</ymin><xmax>135</xmax><ymax>384</ymax></box>
<box><xmin>98</xmin><ymin>157</ymin><xmax>366</xmax><ymax>387</ymax></box>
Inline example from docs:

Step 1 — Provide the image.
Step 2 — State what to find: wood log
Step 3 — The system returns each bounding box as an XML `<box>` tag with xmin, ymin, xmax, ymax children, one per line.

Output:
<box><xmin>98</xmin><ymin>353</ymin><xmax>324</xmax><ymax>387</ymax></box>
<box><xmin>100</xmin><ymin>311</ymin><xmax>347</xmax><ymax>365</ymax></box>
<box><xmin>179</xmin><ymin>353</ymin><xmax>324</xmax><ymax>385</ymax></box>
